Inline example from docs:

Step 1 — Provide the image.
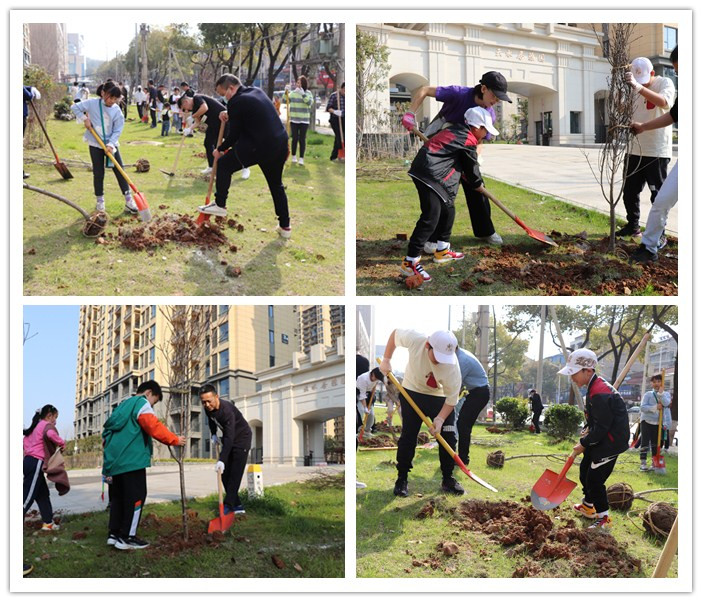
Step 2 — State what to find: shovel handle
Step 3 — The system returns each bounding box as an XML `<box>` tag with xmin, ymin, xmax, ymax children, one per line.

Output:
<box><xmin>482</xmin><ymin>189</ymin><xmax>519</xmax><ymax>222</ymax></box>
<box><xmin>358</xmin><ymin>385</ymin><xmax>377</xmax><ymax>443</ymax></box>
<box><xmin>85</xmin><ymin>122</ymin><xmax>137</xmax><ymax>191</ymax></box>
<box><xmin>29</xmin><ymin>98</ymin><xmax>60</xmax><ymax>159</ymax></box>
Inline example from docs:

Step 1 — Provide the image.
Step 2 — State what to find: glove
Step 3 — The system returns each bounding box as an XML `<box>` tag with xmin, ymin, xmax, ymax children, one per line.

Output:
<box><xmin>211</xmin><ymin>434</ymin><xmax>219</xmax><ymax>445</ymax></box>
<box><xmin>285</xmin><ymin>84</ymin><xmax>290</xmax><ymax>93</ymax></box>
<box><xmin>625</xmin><ymin>72</ymin><xmax>642</xmax><ymax>92</ymax></box>
<box><xmin>215</xmin><ymin>461</ymin><xmax>225</xmax><ymax>473</ymax></box>
<box><xmin>182</xmin><ymin>127</ymin><xmax>192</xmax><ymax>136</ymax></box>
<box><xmin>333</xmin><ymin>109</ymin><xmax>342</xmax><ymax>117</ymax></box>
<box><xmin>379</xmin><ymin>357</ymin><xmax>392</xmax><ymax>376</ymax></box>
<box><xmin>430</xmin><ymin>416</ymin><xmax>445</xmax><ymax>436</ymax></box>
<box><xmin>364</xmin><ymin>406</ymin><xmax>371</xmax><ymax>415</ymax></box>
<box><xmin>401</xmin><ymin>111</ymin><xmax>416</xmax><ymax>132</ymax></box>
<box><xmin>106</xmin><ymin>144</ymin><xmax>116</xmax><ymax>155</ymax></box>
<box><xmin>31</xmin><ymin>86</ymin><xmax>41</xmax><ymax>100</ymax></box>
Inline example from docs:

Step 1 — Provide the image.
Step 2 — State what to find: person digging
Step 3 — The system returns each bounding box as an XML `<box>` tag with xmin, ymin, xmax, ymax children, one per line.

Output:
<box><xmin>200</xmin><ymin>384</ymin><xmax>252</xmax><ymax>516</ymax></box>
<box><xmin>200</xmin><ymin>74</ymin><xmax>292</xmax><ymax>240</ymax></box>
<box><xmin>557</xmin><ymin>349</ymin><xmax>630</xmax><ymax>530</ymax></box>
<box><xmin>638</xmin><ymin>374</ymin><xmax>670</xmax><ymax>472</ymax></box>
<box><xmin>379</xmin><ymin>329</ymin><xmax>463</xmax><ymax>497</ymax></box>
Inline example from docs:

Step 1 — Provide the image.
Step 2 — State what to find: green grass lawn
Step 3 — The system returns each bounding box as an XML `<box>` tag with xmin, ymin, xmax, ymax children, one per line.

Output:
<box><xmin>23</xmin><ymin>114</ymin><xmax>344</xmax><ymax>296</ymax></box>
<box><xmin>356</xmin><ymin>160</ymin><xmax>677</xmax><ymax>296</ymax></box>
<box><xmin>24</xmin><ymin>474</ymin><xmax>344</xmax><ymax>578</ymax></box>
<box><xmin>357</xmin><ymin>408</ymin><xmax>678</xmax><ymax>578</ymax></box>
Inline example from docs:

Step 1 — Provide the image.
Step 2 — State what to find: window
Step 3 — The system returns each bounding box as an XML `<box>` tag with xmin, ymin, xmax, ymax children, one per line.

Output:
<box><xmin>149</xmin><ymin>347</ymin><xmax>155</xmax><ymax>364</ymax></box>
<box><xmin>281</xmin><ymin>333</ymin><xmax>289</xmax><ymax>344</ymax></box>
<box><xmin>205</xmin><ymin>361</ymin><xmax>210</xmax><ymax>377</ymax></box>
<box><xmin>151</xmin><ymin>305</ymin><xmax>156</xmax><ymax>319</ymax></box>
<box><xmin>219</xmin><ymin>305</ymin><xmax>228</xmax><ymax>316</ymax></box>
<box><xmin>148</xmin><ymin>369</ymin><xmax>154</xmax><ymax>381</ymax></box>
<box><xmin>269</xmin><ymin>355</ymin><xmax>275</xmax><ymax>367</ymax></box>
<box><xmin>664</xmin><ymin>26</ymin><xmax>677</xmax><ymax>51</ymax></box>
<box><xmin>149</xmin><ymin>324</ymin><xmax>156</xmax><ymax>341</ymax></box>
<box><xmin>570</xmin><ymin>111</ymin><xmax>581</xmax><ymax>134</ymax></box>
<box><xmin>268</xmin><ymin>305</ymin><xmax>274</xmax><ymax>318</ymax></box>
<box><xmin>269</xmin><ymin>329</ymin><xmax>275</xmax><ymax>344</ymax></box>
<box><xmin>219</xmin><ymin>349</ymin><xmax>229</xmax><ymax>369</ymax></box>
<box><xmin>219</xmin><ymin>322</ymin><xmax>229</xmax><ymax>343</ymax></box>
<box><xmin>219</xmin><ymin>378</ymin><xmax>230</xmax><ymax>398</ymax></box>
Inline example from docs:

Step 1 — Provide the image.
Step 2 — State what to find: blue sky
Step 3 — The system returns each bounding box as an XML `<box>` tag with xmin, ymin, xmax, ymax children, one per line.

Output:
<box><xmin>23</xmin><ymin>306</ymin><xmax>80</xmax><ymax>439</ymax></box>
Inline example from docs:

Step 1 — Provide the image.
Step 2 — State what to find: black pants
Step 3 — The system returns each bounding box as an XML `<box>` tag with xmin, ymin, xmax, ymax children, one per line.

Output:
<box><xmin>579</xmin><ymin>449</ymin><xmax>619</xmax><ymax>514</ymax></box>
<box><xmin>23</xmin><ymin>456</ymin><xmax>53</xmax><ymax>524</ymax></box>
<box><xmin>136</xmin><ymin>103</ymin><xmax>143</xmax><ymax>120</ymax></box>
<box><xmin>204</xmin><ymin>124</ymin><xmax>221</xmax><ymax>168</ymax></box>
<box><xmin>89</xmin><ymin>145</ymin><xmax>129</xmax><ymax>197</ymax></box>
<box><xmin>639</xmin><ymin>420</ymin><xmax>660</xmax><ymax>462</ymax></box>
<box><xmin>290</xmin><ymin>122</ymin><xmax>309</xmax><ymax>158</ymax></box>
<box><xmin>150</xmin><ymin>106</ymin><xmax>157</xmax><ymax>127</ymax></box>
<box><xmin>396</xmin><ymin>389</ymin><xmax>456</xmax><ymax>480</ymax></box>
<box><xmin>215</xmin><ymin>140</ymin><xmax>290</xmax><ymax>228</ymax></box>
<box><xmin>532</xmin><ymin>407</ymin><xmax>543</xmax><ymax>433</ymax></box>
<box><xmin>223</xmin><ymin>446</ymin><xmax>250</xmax><ymax>508</ymax></box>
<box><xmin>108</xmin><ymin>469</ymin><xmax>147</xmax><ymax>538</ymax></box>
<box><xmin>457</xmin><ymin>386</ymin><xmax>490</xmax><ymax>465</ymax></box>
<box><xmin>623</xmin><ymin>154</ymin><xmax>670</xmax><ymax>227</ymax></box>
<box><xmin>408</xmin><ymin>179</ymin><xmax>455</xmax><ymax>257</ymax></box>
<box><xmin>329</xmin><ymin>116</ymin><xmax>344</xmax><ymax>159</ymax></box>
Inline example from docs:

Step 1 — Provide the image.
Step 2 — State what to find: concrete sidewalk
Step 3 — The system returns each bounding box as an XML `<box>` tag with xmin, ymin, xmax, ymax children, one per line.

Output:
<box><xmin>48</xmin><ymin>463</ymin><xmax>344</xmax><ymax>516</ymax></box>
<box><xmin>481</xmin><ymin>145</ymin><xmax>678</xmax><ymax>236</ymax></box>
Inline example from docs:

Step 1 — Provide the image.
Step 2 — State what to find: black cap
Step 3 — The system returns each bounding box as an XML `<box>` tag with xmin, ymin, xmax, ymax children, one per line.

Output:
<box><xmin>480</xmin><ymin>71</ymin><xmax>512</xmax><ymax>103</ymax></box>
<box><xmin>180</xmin><ymin>81</ymin><xmax>189</xmax><ymax>87</ymax></box>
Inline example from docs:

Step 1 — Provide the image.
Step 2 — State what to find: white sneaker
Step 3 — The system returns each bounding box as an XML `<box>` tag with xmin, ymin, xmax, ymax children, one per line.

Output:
<box><xmin>423</xmin><ymin>242</ymin><xmax>438</xmax><ymax>254</ymax></box>
<box><xmin>480</xmin><ymin>232</ymin><xmax>503</xmax><ymax>245</ymax></box>
<box><xmin>96</xmin><ymin>200</ymin><xmax>105</xmax><ymax>212</ymax></box>
<box><xmin>124</xmin><ymin>197</ymin><xmax>138</xmax><ymax>214</ymax></box>
<box><xmin>199</xmin><ymin>204</ymin><xmax>227</xmax><ymax>216</ymax></box>
<box><xmin>241</xmin><ymin>167</ymin><xmax>251</xmax><ymax>180</ymax></box>
<box><xmin>356</xmin><ymin>481</ymin><xmax>367</xmax><ymax>489</ymax></box>
<box><xmin>276</xmin><ymin>225</ymin><xmax>292</xmax><ymax>239</ymax></box>
<box><xmin>298</xmin><ymin>157</ymin><xmax>304</xmax><ymax>166</ymax></box>
<box><xmin>292</xmin><ymin>156</ymin><xmax>298</xmax><ymax>164</ymax></box>
<box><xmin>201</xmin><ymin>166</ymin><xmax>213</xmax><ymax>175</ymax></box>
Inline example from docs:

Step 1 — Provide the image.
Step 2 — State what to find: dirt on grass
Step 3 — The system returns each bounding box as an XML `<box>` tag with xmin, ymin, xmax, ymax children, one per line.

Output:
<box><xmin>373</xmin><ymin>420</ymin><xmax>402</xmax><ymax>434</ymax></box>
<box><xmin>359</xmin><ymin>434</ymin><xmax>397</xmax><ymax>448</ymax></box>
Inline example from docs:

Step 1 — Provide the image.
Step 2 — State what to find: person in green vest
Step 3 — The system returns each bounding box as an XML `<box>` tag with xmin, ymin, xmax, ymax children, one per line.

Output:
<box><xmin>286</xmin><ymin>75</ymin><xmax>315</xmax><ymax>166</ymax></box>
<box><xmin>102</xmin><ymin>380</ymin><xmax>185</xmax><ymax>550</ymax></box>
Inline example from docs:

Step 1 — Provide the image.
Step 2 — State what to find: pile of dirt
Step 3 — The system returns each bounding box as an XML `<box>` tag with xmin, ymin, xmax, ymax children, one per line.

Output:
<box><xmin>373</xmin><ymin>420</ymin><xmax>401</xmax><ymax>434</ymax></box>
<box><xmin>141</xmin><ymin>511</ymin><xmax>232</xmax><ymax>558</ymax></box>
<box><xmin>359</xmin><ymin>434</ymin><xmax>396</xmax><ymax>448</ymax></box>
<box><xmin>486</xmin><ymin>450</ymin><xmax>505</xmax><ymax>468</ymax></box>
<box><xmin>451</xmin><ymin>500</ymin><xmax>642</xmax><ymax>577</ymax></box>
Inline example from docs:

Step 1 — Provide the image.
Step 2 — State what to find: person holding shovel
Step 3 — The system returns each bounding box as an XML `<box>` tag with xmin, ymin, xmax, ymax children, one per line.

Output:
<box><xmin>379</xmin><ymin>329</ymin><xmax>463</xmax><ymax>497</ymax></box>
<box><xmin>401</xmin><ymin>71</ymin><xmax>512</xmax><ymax>247</ymax></box>
<box><xmin>177</xmin><ymin>93</ymin><xmax>227</xmax><ymax>175</ymax></box>
<box><xmin>400</xmin><ymin>106</ymin><xmax>498</xmax><ymax>282</ymax></box>
<box><xmin>356</xmin><ymin>367</ymin><xmax>385</xmax><ymax>437</ymax></box>
<box><xmin>528</xmin><ymin>388</ymin><xmax>544</xmax><ymax>434</ymax></box>
<box><xmin>203</xmin><ymin>74</ymin><xmax>291</xmax><ymax>238</ymax></box>
<box><xmin>200</xmin><ymin>384</ymin><xmax>252</xmax><ymax>516</ymax></box>
<box><xmin>71</xmin><ymin>82</ymin><xmax>138</xmax><ymax>215</ymax></box>
<box><xmin>558</xmin><ymin>349</ymin><xmax>630</xmax><ymax>530</ymax></box>
<box><xmin>638</xmin><ymin>374</ymin><xmax>670</xmax><ymax>471</ymax></box>
<box><xmin>102</xmin><ymin>380</ymin><xmax>186</xmax><ymax>550</ymax></box>
<box><xmin>455</xmin><ymin>347</ymin><xmax>490</xmax><ymax>465</ymax></box>
<box><xmin>22</xmin><ymin>84</ymin><xmax>41</xmax><ymax>179</ymax></box>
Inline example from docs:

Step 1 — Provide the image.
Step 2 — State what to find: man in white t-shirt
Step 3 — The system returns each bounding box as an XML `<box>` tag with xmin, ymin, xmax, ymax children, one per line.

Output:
<box><xmin>379</xmin><ymin>329</ymin><xmax>463</xmax><ymax>497</ymax></box>
<box><xmin>356</xmin><ymin>368</ymin><xmax>384</xmax><ymax>435</ymax></box>
<box><xmin>617</xmin><ymin>56</ymin><xmax>676</xmax><ymax>238</ymax></box>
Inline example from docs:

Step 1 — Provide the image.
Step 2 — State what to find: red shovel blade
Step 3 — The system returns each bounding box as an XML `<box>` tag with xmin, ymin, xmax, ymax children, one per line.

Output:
<box><xmin>207</xmin><ymin>502</ymin><xmax>235</xmax><ymax>534</ymax></box>
<box><xmin>132</xmin><ymin>191</ymin><xmax>152</xmax><ymax>222</ymax></box>
<box><xmin>531</xmin><ymin>468</ymin><xmax>577</xmax><ymax>510</ymax></box>
<box><xmin>453</xmin><ymin>454</ymin><xmax>498</xmax><ymax>492</ymax></box>
<box><xmin>513</xmin><ymin>216</ymin><xmax>558</xmax><ymax>247</ymax></box>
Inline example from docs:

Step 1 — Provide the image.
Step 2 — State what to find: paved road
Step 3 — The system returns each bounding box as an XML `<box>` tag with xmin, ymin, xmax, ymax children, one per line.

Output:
<box><xmin>48</xmin><ymin>463</ymin><xmax>344</xmax><ymax>516</ymax></box>
<box><xmin>481</xmin><ymin>145</ymin><xmax>678</xmax><ymax>235</ymax></box>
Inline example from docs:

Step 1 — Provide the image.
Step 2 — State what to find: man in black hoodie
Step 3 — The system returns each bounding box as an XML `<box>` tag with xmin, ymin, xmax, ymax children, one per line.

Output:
<box><xmin>200</xmin><ymin>384</ymin><xmax>252</xmax><ymax>515</ymax></box>
<box><xmin>558</xmin><ymin>349</ymin><xmax>629</xmax><ymax>530</ymax></box>
<box><xmin>201</xmin><ymin>74</ymin><xmax>291</xmax><ymax>239</ymax></box>
<box><xmin>528</xmin><ymin>389</ymin><xmax>543</xmax><ymax>434</ymax></box>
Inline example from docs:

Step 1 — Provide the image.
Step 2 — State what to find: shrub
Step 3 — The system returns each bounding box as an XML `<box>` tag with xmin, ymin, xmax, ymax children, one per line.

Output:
<box><xmin>495</xmin><ymin>397</ymin><xmax>530</xmax><ymax>429</ymax></box>
<box><xmin>23</xmin><ymin>64</ymin><xmax>62</xmax><ymax>148</ymax></box>
<box><xmin>54</xmin><ymin>96</ymin><xmax>75</xmax><ymax>120</ymax></box>
<box><xmin>544</xmin><ymin>403</ymin><xmax>585</xmax><ymax>440</ymax></box>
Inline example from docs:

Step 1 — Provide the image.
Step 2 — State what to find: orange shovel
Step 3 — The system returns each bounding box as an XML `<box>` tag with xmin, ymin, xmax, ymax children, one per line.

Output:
<box><xmin>208</xmin><ymin>467</ymin><xmax>235</xmax><ymax>534</ymax></box>
<box><xmin>530</xmin><ymin>451</ymin><xmax>578</xmax><ymax>510</ymax></box>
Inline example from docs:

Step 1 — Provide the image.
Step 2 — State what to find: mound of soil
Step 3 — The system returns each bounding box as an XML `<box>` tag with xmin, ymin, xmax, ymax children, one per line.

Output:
<box><xmin>359</xmin><ymin>433</ymin><xmax>396</xmax><ymax>448</ymax></box>
<box><xmin>141</xmin><ymin>511</ymin><xmax>235</xmax><ymax>558</ymax></box>
<box><xmin>373</xmin><ymin>420</ymin><xmax>402</xmax><ymax>434</ymax></box>
<box><xmin>486</xmin><ymin>450</ymin><xmax>505</xmax><ymax>468</ymax></box>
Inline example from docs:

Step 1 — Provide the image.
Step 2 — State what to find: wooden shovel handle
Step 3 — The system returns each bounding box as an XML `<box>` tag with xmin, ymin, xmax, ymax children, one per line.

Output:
<box><xmin>29</xmin><ymin>98</ymin><xmax>60</xmax><ymax>159</ymax></box>
<box><xmin>85</xmin><ymin>122</ymin><xmax>136</xmax><ymax>190</ymax></box>
<box><xmin>206</xmin><ymin>119</ymin><xmax>228</xmax><ymax>199</ymax></box>
<box><xmin>482</xmin><ymin>188</ymin><xmax>518</xmax><ymax>222</ymax></box>
<box><xmin>614</xmin><ymin>332</ymin><xmax>651</xmax><ymax>389</ymax></box>
<box><xmin>652</xmin><ymin>515</ymin><xmax>678</xmax><ymax>578</ymax></box>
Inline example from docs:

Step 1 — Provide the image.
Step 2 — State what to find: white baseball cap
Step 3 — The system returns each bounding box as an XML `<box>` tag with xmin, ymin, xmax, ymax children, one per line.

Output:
<box><xmin>558</xmin><ymin>348</ymin><xmax>598</xmax><ymax>376</ymax></box>
<box><xmin>464</xmin><ymin>106</ymin><xmax>500</xmax><ymax>137</ymax></box>
<box><xmin>631</xmin><ymin>57</ymin><xmax>654</xmax><ymax>85</ymax></box>
<box><xmin>427</xmin><ymin>330</ymin><xmax>458</xmax><ymax>364</ymax></box>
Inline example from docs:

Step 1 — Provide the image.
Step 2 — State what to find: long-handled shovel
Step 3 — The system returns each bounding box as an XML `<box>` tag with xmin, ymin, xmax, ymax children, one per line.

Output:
<box><xmin>160</xmin><ymin>112</ymin><xmax>190</xmax><ymax>177</ymax></box>
<box><xmin>28</xmin><ymin>98</ymin><xmax>73</xmax><ymax>179</ymax></box>
<box><xmin>358</xmin><ymin>386</ymin><xmax>377</xmax><ymax>443</ymax></box>
<box><xmin>412</xmin><ymin>128</ymin><xmax>557</xmax><ymax>247</ymax></box>
<box><xmin>652</xmin><ymin>370</ymin><xmax>667</xmax><ymax>474</ymax></box>
<box><xmin>530</xmin><ymin>451</ymin><xmax>578</xmax><ymax>510</ymax></box>
<box><xmin>377</xmin><ymin>358</ymin><xmax>497</xmax><ymax>493</ymax></box>
<box><xmin>85</xmin><ymin>122</ymin><xmax>152</xmax><ymax>222</ymax></box>
<box><xmin>196</xmin><ymin>119</ymin><xmax>227</xmax><ymax>225</ymax></box>
<box><xmin>208</xmin><ymin>468</ymin><xmax>235</xmax><ymax>534</ymax></box>
<box><xmin>337</xmin><ymin>88</ymin><xmax>345</xmax><ymax>160</ymax></box>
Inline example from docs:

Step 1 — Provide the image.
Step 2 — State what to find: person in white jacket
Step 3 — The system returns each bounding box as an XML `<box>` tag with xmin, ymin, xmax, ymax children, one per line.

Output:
<box><xmin>638</xmin><ymin>374</ymin><xmax>670</xmax><ymax>471</ymax></box>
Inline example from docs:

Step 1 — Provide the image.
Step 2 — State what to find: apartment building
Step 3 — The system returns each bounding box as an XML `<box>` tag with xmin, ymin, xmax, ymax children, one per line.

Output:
<box><xmin>299</xmin><ymin>305</ymin><xmax>346</xmax><ymax>353</ymax></box>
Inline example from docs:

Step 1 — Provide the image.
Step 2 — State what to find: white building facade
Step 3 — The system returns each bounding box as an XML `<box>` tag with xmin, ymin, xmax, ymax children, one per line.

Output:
<box><xmin>358</xmin><ymin>23</ymin><xmax>613</xmax><ymax>146</ymax></box>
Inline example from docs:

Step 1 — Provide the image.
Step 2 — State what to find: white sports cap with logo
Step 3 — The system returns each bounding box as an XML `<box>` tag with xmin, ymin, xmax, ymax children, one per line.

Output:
<box><xmin>427</xmin><ymin>330</ymin><xmax>458</xmax><ymax>364</ymax></box>
<box><xmin>464</xmin><ymin>106</ymin><xmax>500</xmax><ymax>137</ymax></box>
<box><xmin>630</xmin><ymin>57</ymin><xmax>654</xmax><ymax>85</ymax></box>
<box><xmin>558</xmin><ymin>348</ymin><xmax>598</xmax><ymax>376</ymax></box>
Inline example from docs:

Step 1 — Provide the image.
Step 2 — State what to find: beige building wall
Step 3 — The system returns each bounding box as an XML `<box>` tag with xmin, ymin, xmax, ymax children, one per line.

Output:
<box><xmin>28</xmin><ymin>23</ymin><xmax>69</xmax><ymax>80</ymax></box>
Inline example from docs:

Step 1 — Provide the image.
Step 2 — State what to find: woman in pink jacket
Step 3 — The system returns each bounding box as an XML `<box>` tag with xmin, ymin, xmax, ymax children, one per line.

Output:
<box><xmin>23</xmin><ymin>404</ymin><xmax>65</xmax><ymax>531</ymax></box>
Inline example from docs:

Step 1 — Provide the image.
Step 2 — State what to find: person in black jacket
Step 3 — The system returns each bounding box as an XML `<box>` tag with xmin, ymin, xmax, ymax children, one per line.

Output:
<box><xmin>558</xmin><ymin>349</ymin><xmax>630</xmax><ymax>530</ymax></box>
<box><xmin>178</xmin><ymin>94</ymin><xmax>226</xmax><ymax>173</ymax></box>
<box><xmin>147</xmin><ymin>79</ymin><xmax>158</xmax><ymax>128</ymax></box>
<box><xmin>400</xmin><ymin>106</ymin><xmax>498</xmax><ymax>283</ymax></box>
<box><xmin>528</xmin><ymin>389</ymin><xmax>544</xmax><ymax>434</ymax></box>
<box><xmin>200</xmin><ymin>384</ymin><xmax>252</xmax><ymax>515</ymax></box>
<box><xmin>202</xmin><ymin>74</ymin><xmax>292</xmax><ymax>239</ymax></box>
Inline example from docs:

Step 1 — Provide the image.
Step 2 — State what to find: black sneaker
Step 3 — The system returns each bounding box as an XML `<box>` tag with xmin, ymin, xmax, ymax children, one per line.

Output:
<box><xmin>630</xmin><ymin>244</ymin><xmax>658</xmax><ymax>264</ymax></box>
<box><xmin>393</xmin><ymin>477</ymin><xmax>409</xmax><ymax>497</ymax></box>
<box><xmin>23</xmin><ymin>172</ymin><xmax>30</xmax><ymax>179</ymax></box>
<box><xmin>23</xmin><ymin>563</ymin><xmax>34</xmax><ymax>576</ymax></box>
<box><xmin>615</xmin><ymin>224</ymin><xmax>642</xmax><ymax>237</ymax></box>
<box><xmin>114</xmin><ymin>535</ymin><xmax>150</xmax><ymax>550</ymax></box>
<box><xmin>106</xmin><ymin>532</ymin><xmax>120</xmax><ymax>546</ymax></box>
<box><xmin>441</xmin><ymin>477</ymin><xmax>465</xmax><ymax>495</ymax></box>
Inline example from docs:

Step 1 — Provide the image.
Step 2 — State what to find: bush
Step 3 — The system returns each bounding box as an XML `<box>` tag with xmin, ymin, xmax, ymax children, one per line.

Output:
<box><xmin>23</xmin><ymin>64</ymin><xmax>63</xmax><ymax>148</ymax></box>
<box><xmin>54</xmin><ymin>96</ymin><xmax>75</xmax><ymax>120</ymax></box>
<box><xmin>544</xmin><ymin>403</ymin><xmax>585</xmax><ymax>440</ymax></box>
<box><xmin>495</xmin><ymin>397</ymin><xmax>530</xmax><ymax>429</ymax></box>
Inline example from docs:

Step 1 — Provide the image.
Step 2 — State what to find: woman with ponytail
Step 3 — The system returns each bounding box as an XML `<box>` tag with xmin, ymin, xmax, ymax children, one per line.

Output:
<box><xmin>23</xmin><ymin>405</ymin><xmax>65</xmax><ymax>531</ymax></box>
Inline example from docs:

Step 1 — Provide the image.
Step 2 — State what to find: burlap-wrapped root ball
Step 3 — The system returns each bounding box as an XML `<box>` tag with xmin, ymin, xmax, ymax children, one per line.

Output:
<box><xmin>135</xmin><ymin>158</ymin><xmax>150</xmax><ymax>173</ymax></box>
<box><xmin>82</xmin><ymin>211</ymin><xmax>108</xmax><ymax>237</ymax></box>
<box><xmin>487</xmin><ymin>450</ymin><xmax>505</xmax><ymax>468</ymax></box>
<box><xmin>607</xmin><ymin>482</ymin><xmax>634</xmax><ymax>511</ymax></box>
<box><xmin>642</xmin><ymin>502</ymin><xmax>677</xmax><ymax>538</ymax></box>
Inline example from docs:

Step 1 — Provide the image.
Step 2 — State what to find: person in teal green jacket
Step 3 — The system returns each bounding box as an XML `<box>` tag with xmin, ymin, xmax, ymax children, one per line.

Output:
<box><xmin>286</xmin><ymin>75</ymin><xmax>314</xmax><ymax>166</ymax></box>
<box><xmin>102</xmin><ymin>380</ymin><xmax>185</xmax><ymax>550</ymax></box>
